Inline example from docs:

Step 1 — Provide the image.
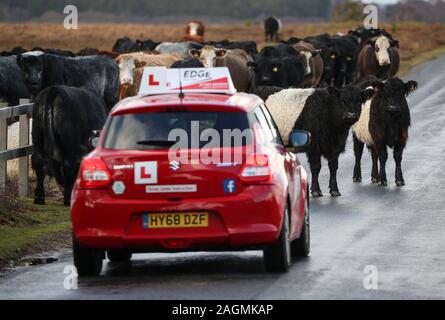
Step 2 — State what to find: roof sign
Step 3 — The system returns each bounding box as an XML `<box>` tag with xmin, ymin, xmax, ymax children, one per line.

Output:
<box><xmin>138</xmin><ymin>67</ymin><xmax>237</xmax><ymax>96</ymax></box>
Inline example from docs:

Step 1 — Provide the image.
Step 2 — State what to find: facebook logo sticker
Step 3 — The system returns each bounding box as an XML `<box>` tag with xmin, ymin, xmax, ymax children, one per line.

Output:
<box><xmin>224</xmin><ymin>180</ymin><xmax>236</xmax><ymax>193</ymax></box>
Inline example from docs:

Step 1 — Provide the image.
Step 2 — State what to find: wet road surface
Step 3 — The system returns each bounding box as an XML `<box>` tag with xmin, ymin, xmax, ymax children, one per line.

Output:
<box><xmin>1</xmin><ymin>56</ymin><xmax>445</xmax><ymax>300</ymax></box>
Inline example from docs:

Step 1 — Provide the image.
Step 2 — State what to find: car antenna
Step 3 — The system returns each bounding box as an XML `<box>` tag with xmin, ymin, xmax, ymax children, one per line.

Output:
<box><xmin>178</xmin><ymin>69</ymin><xmax>185</xmax><ymax>99</ymax></box>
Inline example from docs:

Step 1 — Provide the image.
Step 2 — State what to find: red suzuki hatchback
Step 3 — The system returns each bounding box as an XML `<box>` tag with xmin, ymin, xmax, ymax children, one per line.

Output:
<box><xmin>71</xmin><ymin>71</ymin><xmax>311</xmax><ymax>277</ymax></box>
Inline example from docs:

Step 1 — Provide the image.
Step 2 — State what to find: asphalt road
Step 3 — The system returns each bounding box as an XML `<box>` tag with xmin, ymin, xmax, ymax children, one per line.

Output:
<box><xmin>1</xmin><ymin>56</ymin><xmax>445</xmax><ymax>300</ymax></box>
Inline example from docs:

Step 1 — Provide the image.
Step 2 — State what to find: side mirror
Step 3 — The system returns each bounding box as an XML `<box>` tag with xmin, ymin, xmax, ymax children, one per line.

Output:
<box><xmin>88</xmin><ymin>130</ymin><xmax>101</xmax><ymax>150</ymax></box>
<box><xmin>289</xmin><ymin>130</ymin><xmax>311</xmax><ymax>148</ymax></box>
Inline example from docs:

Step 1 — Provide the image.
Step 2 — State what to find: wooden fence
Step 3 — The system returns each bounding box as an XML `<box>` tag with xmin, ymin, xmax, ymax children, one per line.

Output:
<box><xmin>0</xmin><ymin>99</ymin><xmax>33</xmax><ymax>197</ymax></box>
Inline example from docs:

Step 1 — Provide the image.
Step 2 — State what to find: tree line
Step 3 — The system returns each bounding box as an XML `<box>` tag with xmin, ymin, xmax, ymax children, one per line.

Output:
<box><xmin>0</xmin><ymin>0</ymin><xmax>332</xmax><ymax>19</ymax></box>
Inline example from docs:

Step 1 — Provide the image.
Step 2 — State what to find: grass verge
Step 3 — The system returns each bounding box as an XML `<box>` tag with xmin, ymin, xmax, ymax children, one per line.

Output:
<box><xmin>399</xmin><ymin>45</ymin><xmax>445</xmax><ymax>77</ymax></box>
<box><xmin>0</xmin><ymin>198</ymin><xmax>71</xmax><ymax>269</ymax></box>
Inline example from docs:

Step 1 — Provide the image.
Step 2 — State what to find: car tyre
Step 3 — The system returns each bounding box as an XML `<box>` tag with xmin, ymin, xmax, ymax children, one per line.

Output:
<box><xmin>291</xmin><ymin>202</ymin><xmax>310</xmax><ymax>257</ymax></box>
<box><xmin>107</xmin><ymin>250</ymin><xmax>132</xmax><ymax>262</ymax></box>
<box><xmin>73</xmin><ymin>235</ymin><xmax>104</xmax><ymax>277</ymax></box>
<box><xmin>263</xmin><ymin>205</ymin><xmax>291</xmax><ymax>273</ymax></box>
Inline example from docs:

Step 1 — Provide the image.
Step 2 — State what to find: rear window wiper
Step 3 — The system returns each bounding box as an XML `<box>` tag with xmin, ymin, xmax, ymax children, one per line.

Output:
<box><xmin>136</xmin><ymin>140</ymin><xmax>177</xmax><ymax>147</ymax></box>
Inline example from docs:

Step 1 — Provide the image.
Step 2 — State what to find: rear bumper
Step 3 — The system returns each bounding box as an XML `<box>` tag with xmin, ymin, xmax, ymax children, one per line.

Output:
<box><xmin>71</xmin><ymin>185</ymin><xmax>285</xmax><ymax>251</ymax></box>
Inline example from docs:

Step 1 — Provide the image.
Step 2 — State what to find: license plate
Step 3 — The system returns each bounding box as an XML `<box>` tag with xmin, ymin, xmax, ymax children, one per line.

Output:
<box><xmin>143</xmin><ymin>213</ymin><xmax>209</xmax><ymax>229</ymax></box>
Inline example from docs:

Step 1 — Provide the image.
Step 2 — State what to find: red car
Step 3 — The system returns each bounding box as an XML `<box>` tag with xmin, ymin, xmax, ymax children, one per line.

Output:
<box><xmin>71</xmin><ymin>81</ymin><xmax>311</xmax><ymax>277</ymax></box>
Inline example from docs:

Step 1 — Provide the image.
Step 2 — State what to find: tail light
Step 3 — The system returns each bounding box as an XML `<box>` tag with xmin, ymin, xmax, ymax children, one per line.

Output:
<box><xmin>79</xmin><ymin>157</ymin><xmax>111</xmax><ymax>189</ymax></box>
<box><xmin>239</xmin><ymin>154</ymin><xmax>272</xmax><ymax>184</ymax></box>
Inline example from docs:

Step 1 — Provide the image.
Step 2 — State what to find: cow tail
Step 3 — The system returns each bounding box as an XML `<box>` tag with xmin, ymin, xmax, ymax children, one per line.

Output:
<box><xmin>43</xmin><ymin>87</ymin><xmax>57</xmax><ymax>175</ymax></box>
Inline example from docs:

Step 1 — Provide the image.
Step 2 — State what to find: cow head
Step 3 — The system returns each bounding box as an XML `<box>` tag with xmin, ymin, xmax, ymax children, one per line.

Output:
<box><xmin>16</xmin><ymin>51</ymin><xmax>45</xmax><ymax>95</ymax></box>
<box><xmin>297</xmin><ymin>49</ymin><xmax>321</xmax><ymax>75</ymax></box>
<box><xmin>116</xmin><ymin>55</ymin><xmax>138</xmax><ymax>86</ymax></box>
<box><xmin>372</xmin><ymin>78</ymin><xmax>417</xmax><ymax>114</ymax></box>
<box><xmin>328</xmin><ymin>85</ymin><xmax>375</xmax><ymax>125</ymax></box>
<box><xmin>188</xmin><ymin>21</ymin><xmax>201</xmax><ymax>36</ymax></box>
<box><xmin>248</xmin><ymin>56</ymin><xmax>284</xmax><ymax>87</ymax></box>
<box><xmin>137</xmin><ymin>39</ymin><xmax>160</xmax><ymax>51</ymax></box>
<box><xmin>368</xmin><ymin>36</ymin><xmax>396</xmax><ymax>66</ymax></box>
<box><xmin>189</xmin><ymin>46</ymin><xmax>228</xmax><ymax>68</ymax></box>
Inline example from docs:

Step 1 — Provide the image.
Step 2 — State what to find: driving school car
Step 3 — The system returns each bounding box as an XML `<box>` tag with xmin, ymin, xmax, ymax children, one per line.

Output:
<box><xmin>71</xmin><ymin>67</ymin><xmax>311</xmax><ymax>276</ymax></box>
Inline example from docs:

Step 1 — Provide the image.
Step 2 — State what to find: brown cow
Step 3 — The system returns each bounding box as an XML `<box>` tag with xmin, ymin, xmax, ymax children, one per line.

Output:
<box><xmin>116</xmin><ymin>52</ymin><xmax>181</xmax><ymax>100</ymax></box>
<box><xmin>189</xmin><ymin>46</ymin><xmax>255</xmax><ymax>93</ymax></box>
<box><xmin>186</xmin><ymin>20</ymin><xmax>205</xmax><ymax>37</ymax></box>
<box><xmin>292</xmin><ymin>41</ymin><xmax>323</xmax><ymax>88</ymax></box>
<box><xmin>181</xmin><ymin>35</ymin><xmax>204</xmax><ymax>43</ymax></box>
<box><xmin>182</xmin><ymin>21</ymin><xmax>205</xmax><ymax>43</ymax></box>
<box><xmin>119</xmin><ymin>68</ymin><xmax>144</xmax><ymax>100</ymax></box>
<box><xmin>358</xmin><ymin>35</ymin><xmax>400</xmax><ymax>80</ymax></box>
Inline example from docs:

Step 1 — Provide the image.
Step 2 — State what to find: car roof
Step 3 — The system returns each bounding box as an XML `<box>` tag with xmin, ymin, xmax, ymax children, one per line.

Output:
<box><xmin>111</xmin><ymin>93</ymin><xmax>263</xmax><ymax>116</ymax></box>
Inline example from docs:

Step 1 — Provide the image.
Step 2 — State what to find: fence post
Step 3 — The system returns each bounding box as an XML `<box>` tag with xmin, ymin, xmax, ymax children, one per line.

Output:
<box><xmin>18</xmin><ymin>99</ymin><xmax>31</xmax><ymax>197</ymax></box>
<box><xmin>0</xmin><ymin>101</ymin><xmax>8</xmax><ymax>189</ymax></box>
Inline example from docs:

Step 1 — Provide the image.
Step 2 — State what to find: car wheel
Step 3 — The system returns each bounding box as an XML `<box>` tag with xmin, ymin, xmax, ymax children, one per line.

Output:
<box><xmin>291</xmin><ymin>201</ymin><xmax>310</xmax><ymax>257</ymax></box>
<box><xmin>107</xmin><ymin>250</ymin><xmax>132</xmax><ymax>262</ymax></box>
<box><xmin>263</xmin><ymin>205</ymin><xmax>291</xmax><ymax>273</ymax></box>
<box><xmin>73</xmin><ymin>235</ymin><xmax>104</xmax><ymax>277</ymax></box>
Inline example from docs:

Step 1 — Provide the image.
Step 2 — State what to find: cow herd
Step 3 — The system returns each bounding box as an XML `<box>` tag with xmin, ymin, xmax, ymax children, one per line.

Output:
<box><xmin>0</xmin><ymin>20</ymin><xmax>418</xmax><ymax>205</ymax></box>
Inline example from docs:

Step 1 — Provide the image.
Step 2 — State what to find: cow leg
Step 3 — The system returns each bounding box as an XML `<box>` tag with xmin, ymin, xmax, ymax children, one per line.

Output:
<box><xmin>32</xmin><ymin>155</ymin><xmax>46</xmax><ymax>205</ymax></box>
<box><xmin>353</xmin><ymin>134</ymin><xmax>364</xmax><ymax>182</ymax></box>
<box><xmin>308</xmin><ymin>152</ymin><xmax>323</xmax><ymax>197</ymax></box>
<box><xmin>370</xmin><ymin>146</ymin><xmax>380</xmax><ymax>183</ymax></box>
<box><xmin>61</xmin><ymin>161</ymin><xmax>77</xmax><ymax>206</ymax></box>
<box><xmin>394</xmin><ymin>144</ymin><xmax>406</xmax><ymax>186</ymax></box>
<box><xmin>377</xmin><ymin>144</ymin><xmax>388</xmax><ymax>186</ymax></box>
<box><xmin>328</xmin><ymin>157</ymin><xmax>341</xmax><ymax>197</ymax></box>
<box><xmin>53</xmin><ymin>161</ymin><xmax>64</xmax><ymax>187</ymax></box>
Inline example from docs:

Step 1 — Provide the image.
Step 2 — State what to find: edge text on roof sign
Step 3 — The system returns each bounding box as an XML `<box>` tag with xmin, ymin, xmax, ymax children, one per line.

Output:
<box><xmin>138</xmin><ymin>67</ymin><xmax>237</xmax><ymax>96</ymax></box>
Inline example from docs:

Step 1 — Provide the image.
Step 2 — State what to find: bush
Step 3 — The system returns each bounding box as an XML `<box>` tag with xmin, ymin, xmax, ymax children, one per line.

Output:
<box><xmin>332</xmin><ymin>1</ymin><xmax>364</xmax><ymax>23</ymax></box>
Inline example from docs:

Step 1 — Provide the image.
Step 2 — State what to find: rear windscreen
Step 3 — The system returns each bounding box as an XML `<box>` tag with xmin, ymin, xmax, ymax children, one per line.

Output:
<box><xmin>103</xmin><ymin>111</ymin><xmax>253</xmax><ymax>150</ymax></box>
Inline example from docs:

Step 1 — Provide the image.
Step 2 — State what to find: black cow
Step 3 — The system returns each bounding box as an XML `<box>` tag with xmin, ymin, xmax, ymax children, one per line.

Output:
<box><xmin>331</xmin><ymin>35</ymin><xmax>360</xmax><ymax>87</ymax></box>
<box><xmin>352</xmin><ymin>77</ymin><xmax>417</xmax><ymax>186</ymax></box>
<box><xmin>0</xmin><ymin>56</ymin><xmax>30</xmax><ymax>105</ymax></box>
<box><xmin>32</xmin><ymin>86</ymin><xmax>107</xmax><ymax>206</ymax></box>
<box><xmin>349</xmin><ymin>27</ymin><xmax>397</xmax><ymax>51</ymax></box>
<box><xmin>266</xmin><ymin>85</ymin><xmax>375</xmax><ymax>197</ymax></box>
<box><xmin>31</xmin><ymin>47</ymin><xmax>76</xmax><ymax>57</ymax></box>
<box><xmin>1</xmin><ymin>47</ymin><xmax>27</xmax><ymax>57</ymax></box>
<box><xmin>112</xmin><ymin>37</ymin><xmax>159</xmax><ymax>53</ymax></box>
<box><xmin>254</xmin><ymin>85</ymin><xmax>283</xmax><ymax>101</ymax></box>
<box><xmin>16</xmin><ymin>52</ymin><xmax>119</xmax><ymax>110</ymax></box>
<box><xmin>280</xmin><ymin>37</ymin><xmax>302</xmax><ymax>45</ymax></box>
<box><xmin>206</xmin><ymin>40</ymin><xmax>259</xmax><ymax>58</ymax></box>
<box><xmin>264</xmin><ymin>17</ymin><xmax>282</xmax><ymax>42</ymax></box>
<box><xmin>136</xmin><ymin>39</ymin><xmax>161</xmax><ymax>51</ymax></box>
<box><xmin>170</xmin><ymin>57</ymin><xmax>204</xmax><ymax>68</ymax></box>
<box><xmin>260</xmin><ymin>43</ymin><xmax>296</xmax><ymax>58</ymax></box>
<box><xmin>112</xmin><ymin>37</ymin><xmax>140</xmax><ymax>53</ymax></box>
<box><xmin>249</xmin><ymin>44</ymin><xmax>305</xmax><ymax>88</ymax></box>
